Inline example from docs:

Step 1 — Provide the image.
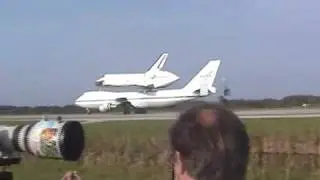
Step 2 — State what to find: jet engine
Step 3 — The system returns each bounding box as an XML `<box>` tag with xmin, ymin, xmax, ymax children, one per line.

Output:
<box><xmin>98</xmin><ymin>104</ymin><xmax>112</xmax><ymax>112</ymax></box>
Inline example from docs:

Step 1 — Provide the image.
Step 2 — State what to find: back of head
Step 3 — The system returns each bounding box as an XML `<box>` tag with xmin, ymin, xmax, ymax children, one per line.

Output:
<box><xmin>169</xmin><ymin>103</ymin><xmax>250</xmax><ymax>180</ymax></box>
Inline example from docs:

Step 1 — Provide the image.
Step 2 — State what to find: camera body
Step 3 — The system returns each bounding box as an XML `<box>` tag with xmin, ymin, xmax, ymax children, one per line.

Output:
<box><xmin>0</xmin><ymin>152</ymin><xmax>21</xmax><ymax>167</ymax></box>
<box><xmin>0</xmin><ymin>154</ymin><xmax>21</xmax><ymax>180</ymax></box>
<box><xmin>0</xmin><ymin>171</ymin><xmax>13</xmax><ymax>180</ymax></box>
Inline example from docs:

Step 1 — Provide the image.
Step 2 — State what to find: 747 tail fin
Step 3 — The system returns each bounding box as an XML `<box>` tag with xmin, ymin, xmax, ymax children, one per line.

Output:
<box><xmin>183</xmin><ymin>60</ymin><xmax>221</xmax><ymax>96</ymax></box>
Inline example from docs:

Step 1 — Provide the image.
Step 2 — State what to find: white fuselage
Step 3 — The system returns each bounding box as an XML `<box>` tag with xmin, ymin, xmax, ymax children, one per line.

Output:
<box><xmin>74</xmin><ymin>89</ymin><xmax>200</xmax><ymax>110</ymax></box>
<box><xmin>95</xmin><ymin>71</ymin><xmax>179</xmax><ymax>89</ymax></box>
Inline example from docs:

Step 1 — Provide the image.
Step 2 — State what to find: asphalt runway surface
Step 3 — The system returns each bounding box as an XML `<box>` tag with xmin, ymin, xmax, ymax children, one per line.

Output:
<box><xmin>1</xmin><ymin>108</ymin><xmax>320</xmax><ymax>124</ymax></box>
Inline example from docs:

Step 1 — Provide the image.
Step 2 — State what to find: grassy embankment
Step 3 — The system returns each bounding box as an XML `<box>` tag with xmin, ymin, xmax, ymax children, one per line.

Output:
<box><xmin>1</xmin><ymin>117</ymin><xmax>320</xmax><ymax>180</ymax></box>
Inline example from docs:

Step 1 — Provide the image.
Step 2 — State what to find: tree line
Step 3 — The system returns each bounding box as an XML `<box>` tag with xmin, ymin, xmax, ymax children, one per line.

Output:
<box><xmin>0</xmin><ymin>95</ymin><xmax>319</xmax><ymax>115</ymax></box>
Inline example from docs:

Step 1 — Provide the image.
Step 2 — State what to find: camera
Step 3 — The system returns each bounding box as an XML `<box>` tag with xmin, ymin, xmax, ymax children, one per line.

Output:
<box><xmin>0</xmin><ymin>116</ymin><xmax>85</xmax><ymax>180</ymax></box>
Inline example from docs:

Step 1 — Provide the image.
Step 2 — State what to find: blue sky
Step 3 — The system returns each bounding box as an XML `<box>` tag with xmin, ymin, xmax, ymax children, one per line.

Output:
<box><xmin>1</xmin><ymin>0</ymin><xmax>320</xmax><ymax>106</ymax></box>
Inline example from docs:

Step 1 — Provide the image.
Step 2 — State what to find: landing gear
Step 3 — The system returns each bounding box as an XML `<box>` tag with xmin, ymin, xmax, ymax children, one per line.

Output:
<box><xmin>122</xmin><ymin>102</ymin><xmax>132</xmax><ymax>115</ymax></box>
<box><xmin>122</xmin><ymin>103</ymin><xmax>147</xmax><ymax>115</ymax></box>
<box><xmin>123</xmin><ymin>106</ymin><xmax>131</xmax><ymax>114</ymax></box>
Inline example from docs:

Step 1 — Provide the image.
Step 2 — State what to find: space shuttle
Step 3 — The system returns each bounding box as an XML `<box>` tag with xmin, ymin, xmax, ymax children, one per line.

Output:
<box><xmin>95</xmin><ymin>53</ymin><xmax>180</xmax><ymax>90</ymax></box>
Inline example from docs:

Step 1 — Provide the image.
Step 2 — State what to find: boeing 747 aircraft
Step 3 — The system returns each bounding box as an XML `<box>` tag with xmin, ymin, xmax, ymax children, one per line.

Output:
<box><xmin>95</xmin><ymin>53</ymin><xmax>179</xmax><ymax>90</ymax></box>
<box><xmin>76</xmin><ymin>59</ymin><xmax>221</xmax><ymax>114</ymax></box>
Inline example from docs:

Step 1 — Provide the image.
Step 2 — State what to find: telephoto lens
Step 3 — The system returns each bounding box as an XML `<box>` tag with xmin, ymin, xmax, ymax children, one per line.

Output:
<box><xmin>0</xmin><ymin>119</ymin><xmax>85</xmax><ymax>161</ymax></box>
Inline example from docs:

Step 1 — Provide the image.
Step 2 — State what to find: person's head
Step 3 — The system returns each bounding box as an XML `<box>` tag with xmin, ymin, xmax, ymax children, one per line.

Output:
<box><xmin>169</xmin><ymin>103</ymin><xmax>250</xmax><ymax>180</ymax></box>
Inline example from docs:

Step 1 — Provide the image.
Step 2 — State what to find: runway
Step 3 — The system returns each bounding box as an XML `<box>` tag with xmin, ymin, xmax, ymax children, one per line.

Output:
<box><xmin>1</xmin><ymin>108</ymin><xmax>320</xmax><ymax>124</ymax></box>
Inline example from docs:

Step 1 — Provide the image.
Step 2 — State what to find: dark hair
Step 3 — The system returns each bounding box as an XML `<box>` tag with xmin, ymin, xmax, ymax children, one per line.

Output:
<box><xmin>169</xmin><ymin>103</ymin><xmax>249</xmax><ymax>180</ymax></box>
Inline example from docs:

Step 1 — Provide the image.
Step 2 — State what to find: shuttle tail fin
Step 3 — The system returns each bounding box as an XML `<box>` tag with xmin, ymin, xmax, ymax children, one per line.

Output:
<box><xmin>182</xmin><ymin>60</ymin><xmax>221</xmax><ymax>96</ymax></box>
<box><xmin>145</xmin><ymin>52</ymin><xmax>168</xmax><ymax>78</ymax></box>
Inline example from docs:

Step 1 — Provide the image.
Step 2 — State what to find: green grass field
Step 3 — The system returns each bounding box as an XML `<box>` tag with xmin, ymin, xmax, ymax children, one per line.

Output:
<box><xmin>2</xmin><ymin>117</ymin><xmax>320</xmax><ymax>180</ymax></box>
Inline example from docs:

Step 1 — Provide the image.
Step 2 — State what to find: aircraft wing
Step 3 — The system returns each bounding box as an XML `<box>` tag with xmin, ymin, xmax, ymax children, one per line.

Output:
<box><xmin>114</xmin><ymin>97</ymin><xmax>147</xmax><ymax>114</ymax></box>
<box><xmin>115</xmin><ymin>98</ymin><xmax>136</xmax><ymax>109</ymax></box>
<box><xmin>115</xmin><ymin>97</ymin><xmax>129</xmax><ymax>103</ymax></box>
